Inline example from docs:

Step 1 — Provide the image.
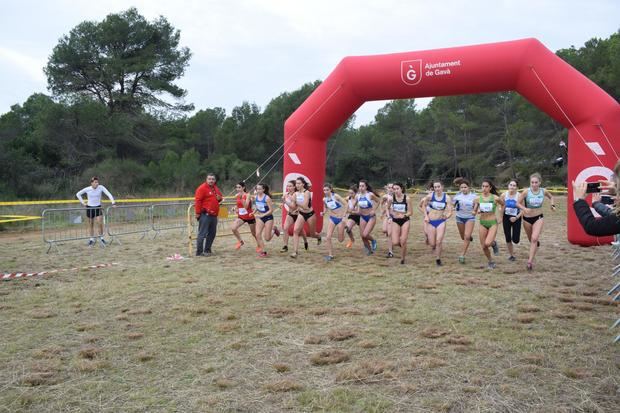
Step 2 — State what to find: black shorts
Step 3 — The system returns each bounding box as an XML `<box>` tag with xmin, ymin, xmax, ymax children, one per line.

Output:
<box><xmin>259</xmin><ymin>215</ymin><xmax>274</xmax><ymax>223</ymax></box>
<box><xmin>392</xmin><ymin>217</ymin><xmax>410</xmax><ymax>227</ymax></box>
<box><xmin>299</xmin><ymin>211</ymin><xmax>314</xmax><ymax>221</ymax></box>
<box><xmin>348</xmin><ymin>214</ymin><xmax>360</xmax><ymax>225</ymax></box>
<box><xmin>241</xmin><ymin>217</ymin><xmax>256</xmax><ymax>225</ymax></box>
<box><xmin>288</xmin><ymin>213</ymin><xmax>299</xmax><ymax>220</ymax></box>
<box><xmin>86</xmin><ymin>205</ymin><xmax>102</xmax><ymax>219</ymax></box>
<box><xmin>523</xmin><ymin>214</ymin><xmax>543</xmax><ymax>225</ymax></box>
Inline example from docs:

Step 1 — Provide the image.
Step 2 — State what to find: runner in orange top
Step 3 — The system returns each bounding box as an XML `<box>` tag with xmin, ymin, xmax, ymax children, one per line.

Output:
<box><xmin>231</xmin><ymin>181</ymin><xmax>258</xmax><ymax>250</ymax></box>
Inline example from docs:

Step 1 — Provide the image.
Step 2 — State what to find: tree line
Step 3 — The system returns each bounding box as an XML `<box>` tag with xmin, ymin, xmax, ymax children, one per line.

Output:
<box><xmin>0</xmin><ymin>8</ymin><xmax>617</xmax><ymax>199</ymax></box>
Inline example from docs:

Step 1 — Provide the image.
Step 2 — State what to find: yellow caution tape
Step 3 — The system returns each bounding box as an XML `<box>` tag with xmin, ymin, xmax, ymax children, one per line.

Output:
<box><xmin>0</xmin><ymin>215</ymin><xmax>42</xmax><ymax>224</ymax></box>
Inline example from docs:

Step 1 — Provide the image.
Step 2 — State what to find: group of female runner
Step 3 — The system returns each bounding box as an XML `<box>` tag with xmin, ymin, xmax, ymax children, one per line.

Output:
<box><xmin>229</xmin><ymin>173</ymin><xmax>555</xmax><ymax>271</ymax></box>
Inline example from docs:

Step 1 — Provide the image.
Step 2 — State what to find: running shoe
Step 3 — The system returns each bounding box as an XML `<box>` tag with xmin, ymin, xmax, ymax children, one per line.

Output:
<box><xmin>273</xmin><ymin>227</ymin><xmax>281</xmax><ymax>237</ymax></box>
<box><xmin>87</xmin><ymin>238</ymin><xmax>95</xmax><ymax>247</ymax></box>
<box><xmin>400</xmin><ymin>259</ymin><xmax>405</xmax><ymax>265</ymax></box>
<box><xmin>371</xmin><ymin>239</ymin><xmax>377</xmax><ymax>251</ymax></box>
<box><xmin>345</xmin><ymin>240</ymin><xmax>353</xmax><ymax>249</ymax></box>
<box><xmin>526</xmin><ymin>261</ymin><xmax>533</xmax><ymax>271</ymax></box>
<box><xmin>508</xmin><ymin>255</ymin><xmax>516</xmax><ymax>262</ymax></box>
<box><xmin>304</xmin><ymin>241</ymin><xmax>309</xmax><ymax>250</ymax></box>
<box><xmin>258</xmin><ymin>251</ymin><xmax>267</xmax><ymax>258</ymax></box>
<box><xmin>537</xmin><ymin>241</ymin><xmax>540</xmax><ymax>247</ymax></box>
<box><xmin>235</xmin><ymin>240</ymin><xmax>244</xmax><ymax>250</ymax></box>
<box><xmin>280</xmin><ymin>245</ymin><xmax>288</xmax><ymax>253</ymax></box>
<box><xmin>458</xmin><ymin>256</ymin><xmax>465</xmax><ymax>264</ymax></box>
<box><xmin>491</xmin><ymin>241</ymin><xmax>499</xmax><ymax>256</ymax></box>
<box><xmin>469</xmin><ymin>236</ymin><xmax>474</xmax><ymax>242</ymax></box>
<box><xmin>366</xmin><ymin>249</ymin><xmax>373</xmax><ymax>256</ymax></box>
<box><xmin>290</xmin><ymin>252</ymin><xmax>298</xmax><ymax>259</ymax></box>
<box><xmin>317</xmin><ymin>236</ymin><xmax>322</xmax><ymax>245</ymax></box>
<box><xmin>487</xmin><ymin>261</ymin><xmax>496</xmax><ymax>269</ymax></box>
<box><xmin>99</xmin><ymin>238</ymin><xmax>107</xmax><ymax>247</ymax></box>
<box><xmin>436</xmin><ymin>258</ymin><xmax>442</xmax><ymax>266</ymax></box>
<box><xmin>324</xmin><ymin>255</ymin><xmax>334</xmax><ymax>262</ymax></box>
<box><xmin>256</xmin><ymin>246</ymin><xmax>262</xmax><ymax>253</ymax></box>
<box><xmin>386</xmin><ymin>251</ymin><xmax>394</xmax><ymax>258</ymax></box>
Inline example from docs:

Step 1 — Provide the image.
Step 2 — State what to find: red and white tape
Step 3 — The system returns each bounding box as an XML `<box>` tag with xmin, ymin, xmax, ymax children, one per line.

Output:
<box><xmin>1</xmin><ymin>262</ymin><xmax>118</xmax><ymax>281</ymax></box>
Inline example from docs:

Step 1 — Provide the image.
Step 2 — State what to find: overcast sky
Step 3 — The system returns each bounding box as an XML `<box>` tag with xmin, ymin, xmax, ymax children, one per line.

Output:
<box><xmin>0</xmin><ymin>0</ymin><xmax>618</xmax><ymax>125</ymax></box>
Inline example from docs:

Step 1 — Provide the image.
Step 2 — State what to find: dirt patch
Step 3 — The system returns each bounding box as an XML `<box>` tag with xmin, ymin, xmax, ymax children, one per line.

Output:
<box><xmin>446</xmin><ymin>335</ymin><xmax>473</xmax><ymax>346</ymax></box>
<box><xmin>304</xmin><ymin>335</ymin><xmax>325</xmax><ymax>345</ymax></box>
<box><xmin>421</xmin><ymin>327</ymin><xmax>449</xmax><ymax>339</ymax></box>
<box><xmin>328</xmin><ymin>328</ymin><xmax>356</xmax><ymax>341</ymax></box>
<box><xmin>267</xmin><ymin>307</ymin><xmax>294</xmax><ymax>318</ymax></box>
<box><xmin>78</xmin><ymin>346</ymin><xmax>101</xmax><ymax>359</ymax></box>
<box><xmin>517</xmin><ymin>305</ymin><xmax>541</xmax><ymax>313</ymax></box>
<box><xmin>310</xmin><ymin>349</ymin><xmax>350</xmax><ymax>365</ymax></box>
<box><xmin>335</xmin><ymin>359</ymin><xmax>397</xmax><ymax>383</ymax></box>
<box><xmin>273</xmin><ymin>363</ymin><xmax>290</xmax><ymax>373</ymax></box>
<box><xmin>264</xmin><ymin>379</ymin><xmax>303</xmax><ymax>392</ymax></box>
<box><xmin>516</xmin><ymin>314</ymin><xmax>536</xmax><ymax>324</ymax></box>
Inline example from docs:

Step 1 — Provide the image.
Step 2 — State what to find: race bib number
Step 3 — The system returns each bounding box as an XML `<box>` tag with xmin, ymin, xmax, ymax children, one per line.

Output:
<box><xmin>393</xmin><ymin>204</ymin><xmax>406</xmax><ymax>213</ymax></box>
<box><xmin>359</xmin><ymin>200</ymin><xmax>370</xmax><ymax>208</ymax></box>
<box><xmin>325</xmin><ymin>200</ymin><xmax>339</xmax><ymax>210</ymax></box>
<box><xmin>238</xmin><ymin>208</ymin><xmax>248</xmax><ymax>216</ymax></box>
<box><xmin>480</xmin><ymin>202</ymin><xmax>493</xmax><ymax>213</ymax></box>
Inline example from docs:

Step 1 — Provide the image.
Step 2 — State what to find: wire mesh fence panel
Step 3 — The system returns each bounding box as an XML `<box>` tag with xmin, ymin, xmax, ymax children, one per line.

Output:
<box><xmin>106</xmin><ymin>204</ymin><xmax>151</xmax><ymax>244</ymax></box>
<box><xmin>42</xmin><ymin>207</ymin><xmax>101</xmax><ymax>252</ymax></box>
<box><xmin>151</xmin><ymin>202</ymin><xmax>193</xmax><ymax>236</ymax></box>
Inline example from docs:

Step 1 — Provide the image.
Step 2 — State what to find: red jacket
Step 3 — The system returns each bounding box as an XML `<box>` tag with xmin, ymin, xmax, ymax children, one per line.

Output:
<box><xmin>195</xmin><ymin>183</ymin><xmax>223</xmax><ymax>216</ymax></box>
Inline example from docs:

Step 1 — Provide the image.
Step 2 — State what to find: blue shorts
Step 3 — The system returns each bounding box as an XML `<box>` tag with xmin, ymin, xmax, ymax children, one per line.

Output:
<box><xmin>429</xmin><ymin>219</ymin><xmax>446</xmax><ymax>228</ymax></box>
<box><xmin>360</xmin><ymin>214</ymin><xmax>375</xmax><ymax>223</ymax></box>
<box><xmin>329</xmin><ymin>216</ymin><xmax>343</xmax><ymax>225</ymax></box>
<box><xmin>455</xmin><ymin>216</ymin><xmax>475</xmax><ymax>225</ymax></box>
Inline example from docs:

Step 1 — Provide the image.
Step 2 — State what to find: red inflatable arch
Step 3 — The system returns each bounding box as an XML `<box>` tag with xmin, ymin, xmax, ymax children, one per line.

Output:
<box><xmin>282</xmin><ymin>38</ymin><xmax>620</xmax><ymax>246</ymax></box>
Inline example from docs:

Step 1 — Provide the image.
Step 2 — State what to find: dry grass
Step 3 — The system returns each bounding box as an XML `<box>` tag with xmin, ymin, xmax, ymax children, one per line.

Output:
<box><xmin>310</xmin><ymin>349</ymin><xmax>350</xmax><ymax>365</ymax></box>
<box><xmin>1</xmin><ymin>196</ymin><xmax>619</xmax><ymax>412</ymax></box>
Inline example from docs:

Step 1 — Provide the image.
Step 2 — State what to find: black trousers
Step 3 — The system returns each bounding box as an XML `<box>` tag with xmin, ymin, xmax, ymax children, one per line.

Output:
<box><xmin>502</xmin><ymin>214</ymin><xmax>521</xmax><ymax>244</ymax></box>
<box><xmin>197</xmin><ymin>213</ymin><xmax>218</xmax><ymax>254</ymax></box>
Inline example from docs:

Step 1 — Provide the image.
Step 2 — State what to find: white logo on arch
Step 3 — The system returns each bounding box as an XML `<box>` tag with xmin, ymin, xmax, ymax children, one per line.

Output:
<box><xmin>401</xmin><ymin>59</ymin><xmax>422</xmax><ymax>86</ymax></box>
<box><xmin>575</xmin><ymin>166</ymin><xmax>614</xmax><ymax>184</ymax></box>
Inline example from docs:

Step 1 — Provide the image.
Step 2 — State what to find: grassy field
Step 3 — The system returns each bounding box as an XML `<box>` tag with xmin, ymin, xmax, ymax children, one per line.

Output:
<box><xmin>1</xmin><ymin>196</ymin><xmax>619</xmax><ymax>412</ymax></box>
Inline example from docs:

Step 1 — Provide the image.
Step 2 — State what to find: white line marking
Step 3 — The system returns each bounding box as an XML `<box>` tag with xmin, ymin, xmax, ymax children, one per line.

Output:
<box><xmin>586</xmin><ymin>142</ymin><xmax>605</xmax><ymax>156</ymax></box>
<box><xmin>288</xmin><ymin>153</ymin><xmax>301</xmax><ymax>165</ymax></box>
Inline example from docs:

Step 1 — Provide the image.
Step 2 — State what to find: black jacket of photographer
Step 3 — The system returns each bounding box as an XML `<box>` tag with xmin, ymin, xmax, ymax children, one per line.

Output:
<box><xmin>573</xmin><ymin>199</ymin><xmax>620</xmax><ymax>236</ymax></box>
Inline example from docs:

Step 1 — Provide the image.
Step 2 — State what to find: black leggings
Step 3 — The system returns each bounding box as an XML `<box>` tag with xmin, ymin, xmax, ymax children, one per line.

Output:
<box><xmin>502</xmin><ymin>214</ymin><xmax>521</xmax><ymax>244</ymax></box>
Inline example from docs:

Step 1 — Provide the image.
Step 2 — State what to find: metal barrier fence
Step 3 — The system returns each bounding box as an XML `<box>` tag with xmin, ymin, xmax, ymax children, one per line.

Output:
<box><xmin>106</xmin><ymin>204</ymin><xmax>151</xmax><ymax>245</ymax></box>
<box><xmin>151</xmin><ymin>202</ymin><xmax>193</xmax><ymax>238</ymax></box>
<box><xmin>42</xmin><ymin>207</ymin><xmax>102</xmax><ymax>253</ymax></box>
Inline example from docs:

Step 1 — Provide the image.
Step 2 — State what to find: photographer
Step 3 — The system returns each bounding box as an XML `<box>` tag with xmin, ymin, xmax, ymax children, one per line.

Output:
<box><xmin>572</xmin><ymin>168</ymin><xmax>620</xmax><ymax>237</ymax></box>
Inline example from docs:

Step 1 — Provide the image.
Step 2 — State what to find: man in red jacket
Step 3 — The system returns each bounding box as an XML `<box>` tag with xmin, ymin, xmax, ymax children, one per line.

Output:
<box><xmin>195</xmin><ymin>173</ymin><xmax>223</xmax><ymax>256</ymax></box>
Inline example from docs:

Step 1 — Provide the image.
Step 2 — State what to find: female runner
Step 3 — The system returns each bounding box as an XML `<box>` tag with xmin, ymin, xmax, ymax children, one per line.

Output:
<box><xmin>452</xmin><ymin>178</ymin><xmax>477</xmax><ymax>264</ymax></box>
<box><xmin>291</xmin><ymin>177</ymin><xmax>321</xmax><ymax>258</ymax></box>
<box><xmin>356</xmin><ymin>180</ymin><xmax>381</xmax><ymax>255</ymax></box>
<box><xmin>280</xmin><ymin>180</ymin><xmax>308</xmax><ymax>253</ymax></box>
<box><xmin>500</xmin><ymin>179</ymin><xmax>523</xmax><ymax>262</ymax></box>
<box><xmin>388</xmin><ymin>182</ymin><xmax>413</xmax><ymax>264</ymax></box>
<box><xmin>517</xmin><ymin>173</ymin><xmax>556</xmax><ymax>271</ymax></box>
<box><xmin>344</xmin><ymin>185</ymin><xmax>359</xmax><ymax>248</ymax></box>
<box><xmin>322</xmin><ymin>183</ymin><xmax>348</xmax><ymax>261</ymax></box>
<box><xmin>252</xmin><ymin>183</ymin><xmax>280</xmax><ymax>257</ymax></box>
<box><xmin>420</xmin><ymin>180</ymin><xmax>452</xmax><ymax>266</ymax></box>
<box><xmin>472</xmin><ymin>179</ymin><xmax>504</xmax><ymax>269</ymax></box>
<box><xmin>231</xmin><ymin>181</ymin><xmax>257</xmax><ymax>250</ymax></box>
<box><xmin>380</xmin><ymin>183</ymin><xmax>394</xmax><ymax>258</ymax></box>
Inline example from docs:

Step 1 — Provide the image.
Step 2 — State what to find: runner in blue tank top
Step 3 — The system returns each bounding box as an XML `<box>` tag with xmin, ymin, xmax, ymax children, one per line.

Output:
<box><xmin>322</xmin><ymin>183</ymin><xmax>347</xmax><ymax>261</ymax></box>
<box><xmin>516</xmin><ymin>172</ymin><xmax>556</xmax><ymax>271</ymax></box>
<box><xmin>500</xmin><ymin>179</ymin><xmax>523</xmax><ymax>262</ymax></box>
<box><xmin>420</xmin><ymin>180</ymin><xmax>453</xmax><ymax>266</ymax></box>
<box><xmin>451</xmin><ymin>177</ymin><xmax>477</xmax><ymax>264</ymax></box>
<box><xmin>251</xmin><ymin>183</ymin><xmax>281</xmax><ymax>257</ymax></box>
<box><xmin>356</xmin><ymin>180</ymin><xmax>381</xmax><ymax>256</ymax></box>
